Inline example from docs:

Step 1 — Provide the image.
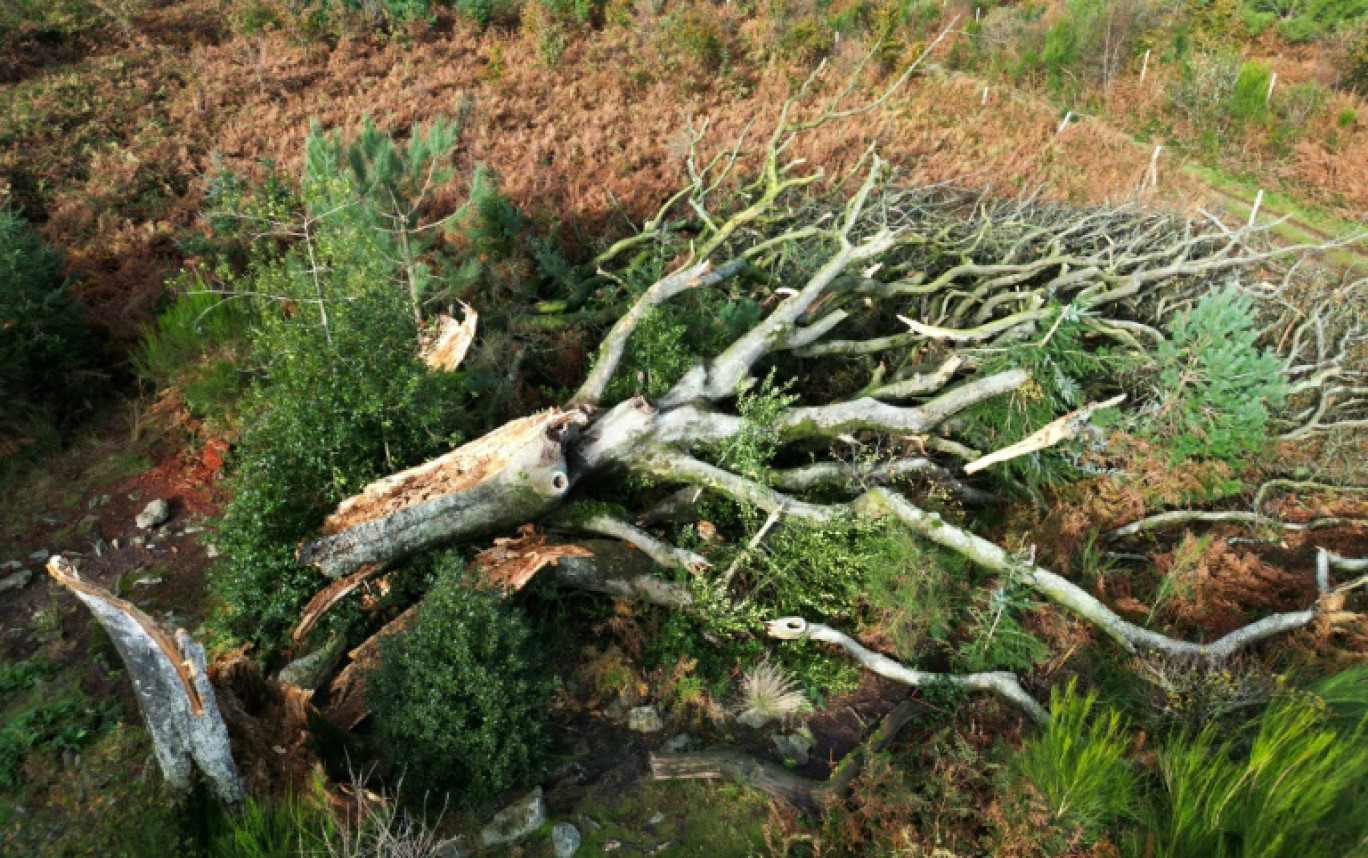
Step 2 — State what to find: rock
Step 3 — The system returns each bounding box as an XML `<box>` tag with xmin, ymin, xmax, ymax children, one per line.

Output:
<box><xmin>277</xmin><ymin>636</ymin><xmax>347</xmax><ymax>691</ymax></box>
<box><xmin>664</xmin><ymin>733</ymin><xmax>692</xmax><ymax>753</ymax></box>
<box><xmin>771</xmin><ymin>728</ymin><xmax>815</xmax><ymax>766</ymax></box>
<box><xmin>552</xmin><ymin>822</ymin><xmax>582</xmax><ymax>857</ymax></box>
<box><xmin>0</xmin><ymin>560</ymin><xmax>22</xmax><ymax>572</ymax></box>
<box><xmin>111</xmin><ymin>539</ymin><xmax>121</xmax><ymax>550</ymax></box>
<box><xmin>647</xmin><ymin>811</ymin><xmax>666</xmax><ymax>825</ymax></box>
<box><xmin>432</xmin><ymin>838</ymin><xmax>470</xmax><ymax>858</ymax></box>
<box><xmin>603</xmin><ymin>691</ymin><xmax>632</xmax><ymax>720</ymax></box>
<box><xmin>133</xmin><ymin>576</ymin><xmax>163</xmax><ymax>587</ymax></box>
<box><xmin>627</xmin><ymin>706</ymin><xmax>664</xmax><ymax>733</ymax></box>
<box><xmin>480</xmin><ymin>787</ymin><xmax>546</xmax><ymax>848</ymax></box>
<box><xmin>205</xmin><ymin>544</ymin><xmax>220</xmax><ymax>559</ymax></box>
<box><xmin>28</xmin><ymin>548</ymin><xmax>49</xmax><ymax>564</ymax></box>
<box><xmin>0</xmin><ymin>569</ymin><xmax>32</xmax><ymax>594</ymax></box>
<box><xmin>135</xmin><ymin>499</ymin><xmax>171</xmax><ymax>530</ymax></box>
<box><xmin>737</xmin><ymin>709</ymin><xmax>772</xmax><ymax>729</ymax></box>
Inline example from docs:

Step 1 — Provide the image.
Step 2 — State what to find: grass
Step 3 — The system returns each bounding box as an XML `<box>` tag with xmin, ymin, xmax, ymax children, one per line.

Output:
<box><xmin>569</xmin><ymin>779</ymin><xmax>772</xmax><ymax>855</ymax></box>
<box><xmin>1186</xmin><ymin>163</ymin><xmax>1368</xmax><ymax>275</ymax></box>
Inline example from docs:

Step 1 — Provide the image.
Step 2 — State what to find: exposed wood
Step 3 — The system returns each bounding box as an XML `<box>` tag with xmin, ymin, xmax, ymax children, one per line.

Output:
<box><xmin>419</xmin><ymin>303</ymin><xmax>478</xmax><ymax>372</ymax></box>
<box><xmin>475</xmin><ymin>524</ymin><xmax>594</xmax><ymax>592</ymax></box>
<box><xmin>963</xmin><ymin>393</ymin><xmax>1125</xmax><ymax>475</ymax></box>
<box><xmin>298</xmin><ymin>409</ymin><xmax>585</xmax><ymax>578</ymax></box>
<box><xmin>47</xmin><ymin>556</ymin><xmax>243</xmax><ymax>806</ymax></box>
<box><xmin>323</xmin><ymin>606</ymin><xmax>418</xmax><ymax>729</ymax></box>
<box><xmin>292</xmin><ymin>564</ymin><xmax>384</xmax><ymax>643</ymax></box>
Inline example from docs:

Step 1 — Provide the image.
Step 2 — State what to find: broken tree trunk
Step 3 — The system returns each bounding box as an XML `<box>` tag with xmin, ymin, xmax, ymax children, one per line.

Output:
<box><xmin>47</xmin><ymin>556</ymin><xmax>243</xmax><ymax>806</ymax></box>
<box><xmin>297</xmin><ymin>410</ymin><xmax>584</xmax><ymax>578</ymax></box>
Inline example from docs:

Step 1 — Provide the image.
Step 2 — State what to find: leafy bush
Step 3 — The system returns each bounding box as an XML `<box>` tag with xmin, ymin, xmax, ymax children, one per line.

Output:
<box><xmin>0</xmin><ymin>208</ymin><xmax>93</xmax><ymax>465</ymax></box>
<box><xmin>366</xmin><ymin>559</ymin><xmax>553</xmax><ymax>804</ymax></box>
<box><xmin>208</xmin><ymin>127</ymin><xmax>470</xmax><ymax>649</ymax></box>
<box><xmin>1144</xmin><ymin>284</ymin><xmax>1287</xmax><ymax>465</ymax></box>
<box><xmin>1005</xmin><ymin>680</ymin><xmax>1139</xmax><ymax>844</ymax></box>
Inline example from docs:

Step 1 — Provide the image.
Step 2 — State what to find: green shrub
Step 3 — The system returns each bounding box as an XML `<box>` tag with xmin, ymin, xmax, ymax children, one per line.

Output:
<box><xmin>1231</xmin><ymin>60</ymin><xmax>1274</xmax><ymax>123</ymax></box>
<box><xmin>1007</xmin><ymin>680</ymin><xmax>1139</xmax><ymax>844</ymax></box>
<box><xmin>133</xmin><ymin>273</ymin><xmax>254</xmax><ymax>426</ymax></box>
<box><xmin>208</xmin><ymin>129</ymin><xmax>470</xmax><ymax>650</ymax></box>
<box><xmin>367</xmin><ymin>559</ymin><xmax>553</xmax><ymax>805</ymax></box>
<box><xmin>0</xmin><ymin>208</ymin><xmax>94</xmax><ymax>466</ymax></box>
<box><xmin>208</xmin><ymin>774</ymin><xmax>337</xmax><ymax>858</ymax></box>
<box><xmin>1240</xmin><ymin>0</ymin><xmax>1368</xmax><ymax>42</ymax></box>
<box><xmin>1144</xmin><ymin>285</ymin><xmax>1287</xmax><ymax>466</ymax></box>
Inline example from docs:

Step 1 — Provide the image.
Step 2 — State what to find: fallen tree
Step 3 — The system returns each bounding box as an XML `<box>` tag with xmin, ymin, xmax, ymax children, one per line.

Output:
<box><xmin>291</xmin><ymin>61</ymin><xmax>1366</xmax><ymax>709</ymax></box>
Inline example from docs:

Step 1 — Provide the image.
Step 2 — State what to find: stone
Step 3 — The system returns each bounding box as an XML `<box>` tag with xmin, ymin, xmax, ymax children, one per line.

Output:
<box><xmin>0</xmin><ymin>560</ymin><xmax>22</xmax><ymax>572</ymax></box>
<box><xmin>205</xmin><ymin>544</ymin><xmax>220</xmax><ymax>559</ymax></box>
<box><xmin>552</xmin><ymin>822</ymin><xmax>582</xmax><ymax>858</ymax></box>
<box><xmin>627</xmin><ymin>706</ymin><xmax>664</xmax><ymax>733</ymax></box>
<box><xmin>432</xmin><ymin>838</ymin><xmax>470</xmax><ymax>858</ymax></box>
<box><xmin>664</xmin><ymin>733</ymin><xmax>692</xmax><ymax>753</ymax></box>
<box><xmin>647</xmin><ymin>811</ymin><xmax>666</xmax><ymax>825</ymax></box>
<box><xmin>28</xmin><ymin>548</ymin><xmax>49</xmax><ymax>564</ymax></box>
<box><xmin>603</xmin><ymin>691</ymin><xmax>632</xmax><ymax>720</ymax></box>
<box><xmin>737</xmin><ymin>709</ymin><xmax>772</xmax><ymax>730</ymax></box>
<box><xmin>771</xmin><ymin>728</ymin><xmax>815</xmax><ymax>766</ymax></box>
<box><xmin>0</xmin><ymin>568</ymin><xmax>32</xmax><ymax>594</ymax></box>
<box><xmin>135</xmin><ymin>499</ymin><xmax>171</xmax><ymax>530</ymax></box>
<box><xmin>480</xmin><ymin>787</ymin><xmax>546</xmax><ymax>848</ymax></box>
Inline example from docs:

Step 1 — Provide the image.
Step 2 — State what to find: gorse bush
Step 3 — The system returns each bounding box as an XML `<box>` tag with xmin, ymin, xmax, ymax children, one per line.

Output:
<box><xmin>1145</xmin><ymin>284</ymin><xmax>1287</xmax><ymax>466</ymax></box>
<box><xmin>1240</xmin><ymin>0</ymin><xmax>1368</xmax><ymax>42</ymax></box>
<box><xmin>366</xmin><ymin>558</ymin><xmax>553</xmax><ymax>805</ymax></box>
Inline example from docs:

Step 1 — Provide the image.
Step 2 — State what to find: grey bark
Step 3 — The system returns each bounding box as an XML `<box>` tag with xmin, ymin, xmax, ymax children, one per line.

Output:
<box><xmin>47</xmin><ymin>556</ymin><xmax>243</xmax><ymax>806</ymax></box>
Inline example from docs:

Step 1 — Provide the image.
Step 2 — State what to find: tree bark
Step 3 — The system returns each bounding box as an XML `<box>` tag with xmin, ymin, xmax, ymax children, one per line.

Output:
<box><xmin>47</xmin><ymin>556</ymin><xmax>243</xmax><ymax>806</ymax></box>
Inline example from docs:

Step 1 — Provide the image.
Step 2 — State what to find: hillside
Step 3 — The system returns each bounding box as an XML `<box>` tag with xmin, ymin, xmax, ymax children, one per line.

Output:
<box><xmin>3</xmin><ymin>1</ymin><xmax>1368</xmax><ymax>855</ymax></box>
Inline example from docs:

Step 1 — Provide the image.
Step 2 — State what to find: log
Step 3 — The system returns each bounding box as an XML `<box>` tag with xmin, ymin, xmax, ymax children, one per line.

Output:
<box><xmin>47</xmin><ymin>556</ymin><xmax>243</xmax><ymax>806</ymax></box>
<box><xmin>298</xmin><ymin>410</ymin><xmax>585</xmax><ymax>578</ymax></box>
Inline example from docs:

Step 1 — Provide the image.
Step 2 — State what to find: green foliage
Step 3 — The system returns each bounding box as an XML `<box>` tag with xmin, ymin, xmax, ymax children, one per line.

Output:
<box><xmin>952</xmin><ymin>581</ymin><xmax>1050</xmax><ymax>674</ymax></box>
<box><xmin>1008</xmin><ymin>680</ymin><xmax>1140</xmax><ymax>843</ymax></box>
<box><xmin>1151</xmin><ymin>690</ymin><xmax>1368</xmax><ymax>858</ymax></box>
<box><xmin>0</xmin><ymin>208</ymin><xmax>93</xmax><ymax>463</ymax></box>
<box><xmin>208</xmin><ymin>136</ymin><xmax>469</xmax><ymax>649</ymax></box>
<box><xmin>208</xmin><ymin>776</ymin><xmax>337</xmax><ymax>858</ymax></box>
<box><xmin>1240</xmin><ymin>0</ymin><xmax>1368</xmax><ymax>41</ymax></box>
<box><xmin>864</xmin><ymin>527</ymin><xmax>959</xmax><ymax>661</ymax></box>
<box><xmin>133</xmin><ymin>273</ymin><xmax>254</xmax><ymax>425</ymax></box>
<box><xmin>367</xmin><ymin>556</ymin><xmax>553</xmax><ymax>805</ymax></box>
<box><xmin>1231</xmin><ymin>60</ymin><xmax>1273</xmax><ymax>123</ymax></box>
<box><xmin>0</xmin><ymin>696</ymin><xmax>117</xmax><ymax>790</ymax></box>
<box><xmin>959</xmin><ymin>305</ymin><xmax>1110</xmax><ymax>486</ymax></box>
<box><xmin>1145</xmin><ymin>285</ymin><xmax>1287</xmax><ymax>466</ymax></box>
<box><xmin>712</xmin><ymin>369</ymin><xmax>798</xmax><ymax>481</ymax></box>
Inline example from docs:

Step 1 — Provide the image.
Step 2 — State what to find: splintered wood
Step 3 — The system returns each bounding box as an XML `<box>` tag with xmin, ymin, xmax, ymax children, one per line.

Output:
<box><xmin>419</xmin><ymin>303</ymin><xmax>478</xmax><ymax>372</ymax></box>
<box><xmin>321</xmin><ymin>409</ymin><xmax>581</xmax><ymax>535</ymax></box>
<box><xmin>475</xmin><ymin>524</ymin><xmax>593</xmax><ymax>593</ymax></box>
<box><xmin>46</xmin><ymin>555</ymin><xmax>243</xmax><ymax>805</ymax></box>
<box><xmin>47</xmin><ymin>555</ymin><xmax>204</xmax><ymax>715</ymax></box>
<box><xmin>292</xmin><ymin>564</ymin><xmax>384</xmax><ymax>643</ymax></box>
